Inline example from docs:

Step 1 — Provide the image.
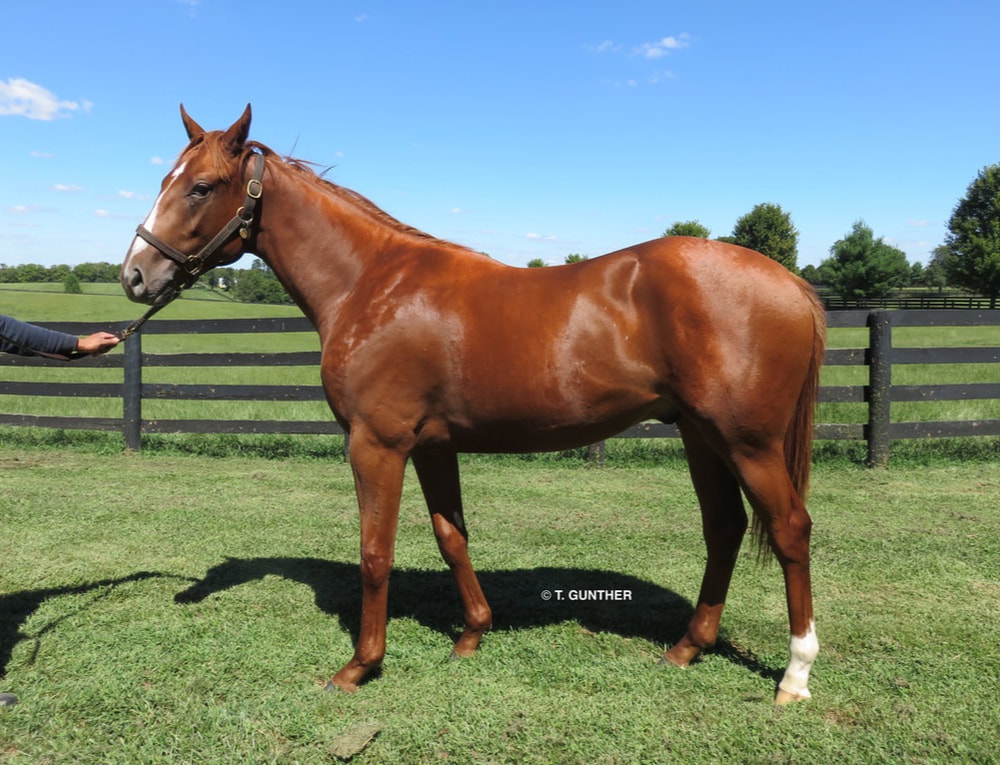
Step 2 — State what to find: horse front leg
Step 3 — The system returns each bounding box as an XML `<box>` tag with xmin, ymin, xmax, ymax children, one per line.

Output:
<box><xmin>327</xmin><ymin>431</ymin><xmax>408</xmax><ymax>693</ymax></box>
<box><xmin>412</xmin><ymin>450</ymin><xmax>492</xmax><ymax>657</ymax></box>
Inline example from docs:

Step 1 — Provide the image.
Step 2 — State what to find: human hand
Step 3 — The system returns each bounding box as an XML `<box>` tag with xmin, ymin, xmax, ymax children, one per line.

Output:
<box><xmin>76</xmin><ymin>332</ymin><xmax>121</xmax><ymax>355</ymax></box>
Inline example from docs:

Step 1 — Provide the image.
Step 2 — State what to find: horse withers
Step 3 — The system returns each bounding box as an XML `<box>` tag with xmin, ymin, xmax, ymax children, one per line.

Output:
<box><xmin>121</xmin><ymin>105</ymin><xmax>826</xmax><ymax>703</ymax></box>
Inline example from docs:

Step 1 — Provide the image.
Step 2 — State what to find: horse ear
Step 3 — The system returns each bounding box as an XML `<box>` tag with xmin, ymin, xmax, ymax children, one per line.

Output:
<box><xmin>180</xmin><ymin>104</ymin><xmax>205</xmax><ymax>140</ymax></box>
<box><xmin>221</xmin><ymin>104</ymin><xmax>252</xmax><ymax>155</ymax></box>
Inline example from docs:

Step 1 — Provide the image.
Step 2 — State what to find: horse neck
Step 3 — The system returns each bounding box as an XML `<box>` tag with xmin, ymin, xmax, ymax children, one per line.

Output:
<box><xmin>252</xmin><ymin>162</ymin><xmax>393</xmax><ymax>334</ymax></box>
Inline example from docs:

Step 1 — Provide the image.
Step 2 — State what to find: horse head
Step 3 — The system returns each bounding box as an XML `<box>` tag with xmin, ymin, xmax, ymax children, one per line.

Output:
<box><xmin>121</xmin><ymin>104</ymin><xmax>261</xmax><ymax>305</ymax></box>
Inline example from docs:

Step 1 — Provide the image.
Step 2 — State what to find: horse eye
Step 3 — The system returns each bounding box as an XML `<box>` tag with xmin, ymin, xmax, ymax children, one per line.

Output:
<box><xmin>190</xmin><ymin>181</ymin><xmax>212</xmax><ymax>198</ymax></box>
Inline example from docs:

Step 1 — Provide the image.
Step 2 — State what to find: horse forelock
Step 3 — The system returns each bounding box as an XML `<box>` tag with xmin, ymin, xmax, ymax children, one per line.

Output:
<box><xmin>179</xmin><ymin>131</ymin><xmax>246</xmax><ymax>186</ymax></box>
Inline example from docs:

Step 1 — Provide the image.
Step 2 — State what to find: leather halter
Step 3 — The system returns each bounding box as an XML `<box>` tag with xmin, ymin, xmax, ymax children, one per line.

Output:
<box><xmin>119</xmin><ymin>152</ymin><xmax>265</xmax><ymax>341</ymax></box>
<box><xmin>134</xmin><ymin>151</ymin><xmax>265</xmax><ymax>285</ymax></box>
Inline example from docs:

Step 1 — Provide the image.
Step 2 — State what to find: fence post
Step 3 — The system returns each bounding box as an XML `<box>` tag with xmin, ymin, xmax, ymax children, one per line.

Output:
<box><xmin>123</xmin><ymin>332</ymin><xmax>142</xmax><ymax>451</ymax></box>
<box><xmin>866</xmin><ymin>310</ymin><xmax>892</xmax><ymax>468</ymax></box>
<box><xmin>587</xmin><ymin>440</ymin><xmax>606</xmax><ymax>467</ymax></box>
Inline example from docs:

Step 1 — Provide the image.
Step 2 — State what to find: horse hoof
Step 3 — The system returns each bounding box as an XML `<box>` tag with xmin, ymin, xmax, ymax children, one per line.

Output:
<box><xmin>324</xmin><ymin>680</ymin><xmax>357</xmax><ymax>694</ymax></box>
<box><xmin>0</xmin><ymin>693</ymin><xmax>17</xmax><ymax>707</ymax></box>
<box><xmin>658</xmin><ymin>653</ymin><xmax>688</xmax><ymax>669</ymax></box>
<box><xmin>775</xmin><ymin>688</ymin><xmax>808</xmax><ymax>705</ymax></box>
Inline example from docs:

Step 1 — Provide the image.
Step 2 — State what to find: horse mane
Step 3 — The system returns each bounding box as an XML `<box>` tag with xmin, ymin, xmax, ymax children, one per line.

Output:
<box><xmin>243</xmin><ymin>141</ymin><xmax>478</xmax><ymax>253</ymax></box>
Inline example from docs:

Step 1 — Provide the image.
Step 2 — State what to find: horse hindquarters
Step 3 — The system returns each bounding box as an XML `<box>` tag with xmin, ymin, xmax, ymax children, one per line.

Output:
<box><xmin>662</xmin><ymin>277</ymin><xmax>824</xmax><ymax>703</ymax></box>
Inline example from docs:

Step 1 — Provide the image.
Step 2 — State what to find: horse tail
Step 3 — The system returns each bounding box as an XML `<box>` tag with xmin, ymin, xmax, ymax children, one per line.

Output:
<box><xmin>751</xmin><ymin>281</ymin><xmax>826</xmax><ymax>559</ymax></box>
<box><xmin>785</xmin><ymin>283</ymin><xmax>826</xmax><ymax>502</ymax></box>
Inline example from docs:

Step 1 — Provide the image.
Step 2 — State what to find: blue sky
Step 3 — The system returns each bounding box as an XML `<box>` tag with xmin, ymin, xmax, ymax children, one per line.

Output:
<box><xmin>2</xmin><ymin>1</ymin><xmax>998</xmax><ymax>270</ymax></box>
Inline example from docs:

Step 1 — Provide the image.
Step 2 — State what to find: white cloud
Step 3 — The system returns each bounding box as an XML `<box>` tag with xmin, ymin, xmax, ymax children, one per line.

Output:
<box><xmin>94</xmin><ymin>209</ymin><xmax>111</xmax><ymax>218</ymax></box>
<box><xmin>150</xmin><ymin>156</ymin><xmax>167</xmax><ymax>165</ymax></box>
<box><xmin>634</xmin><ymin>34</ymin><xmax>691</xmax><ymax>59</ymax></box>
<box><xmin>0</xmin><ymin>78</ymin><xmax>91</xmax><ymax>120</ymax></box>
<box><xmin>587</xmin><ymin>40</ymin><xmax>621</xmax><ymax>54</ymax></box>
<box><xmin>649</xmin><ymin>70</ymin><xmax>678</xmax><ymax>85</ymax></box>
<box><xmin>526</xmin><ymin>233</ymin><xmax>556</xmax><ymax>241</ymax></box>
<box><xmin>118</xmin><ymin>190</ymin><xmax>151</xmax><ymax>200</ymax></box>
<box><xmin>30</xmin><ymin>150</ymin><xmax>54</xmax><ymax>158</ymax></box>
<box><xmin>52</xmin><ymin>184</ymin><xmax>83</xmax><ymax>192</ymax></box>
<box><xmin>449</xmin><ymin>207</ymin><xmax>465</xmax><ymax>215</ymax></box>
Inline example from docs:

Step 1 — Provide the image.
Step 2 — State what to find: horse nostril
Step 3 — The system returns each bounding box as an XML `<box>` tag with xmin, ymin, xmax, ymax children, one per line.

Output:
<box><xmin>129</xmin><ymin>268</ymin><xmax>144</xmax><ymax>289</ymax></box>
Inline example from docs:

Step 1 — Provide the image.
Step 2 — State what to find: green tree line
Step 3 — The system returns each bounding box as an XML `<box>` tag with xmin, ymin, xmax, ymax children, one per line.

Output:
<box><xmin>0</xmin><ymin>259</ymin><xmax>294</xmax><ymax>305</ymax></box>
<box><xmin>653</xmin><ymin>164</ymin><xmax>1000</xmax><ymax>305</ymax></box>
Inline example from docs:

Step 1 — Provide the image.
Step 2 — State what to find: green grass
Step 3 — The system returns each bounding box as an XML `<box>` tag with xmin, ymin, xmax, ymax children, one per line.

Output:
<box><xmin>1</xmin><ymin>444</ymin><xmax>998</xmax><ymax>763</ymax></box>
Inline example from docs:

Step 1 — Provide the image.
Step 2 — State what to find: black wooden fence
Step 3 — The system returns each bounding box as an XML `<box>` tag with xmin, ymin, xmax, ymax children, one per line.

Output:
<box><xmin>2</xmin><ymin>311</ymin><xmax>999</xmax><ymax>466</ymax></box>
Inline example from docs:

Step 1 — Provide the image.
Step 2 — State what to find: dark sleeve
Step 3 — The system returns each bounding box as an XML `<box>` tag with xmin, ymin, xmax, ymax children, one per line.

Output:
<box><xmin>0</xmin><ymin>314</ymin><xmax>79</xmax><ymax>356</ymax></box>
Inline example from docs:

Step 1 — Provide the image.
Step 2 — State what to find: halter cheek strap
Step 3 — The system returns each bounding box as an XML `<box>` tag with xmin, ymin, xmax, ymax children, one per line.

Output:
<box><xmin>133</xmin><ymin>152</ymin><xmax>265</xmax><ymax>285</ymax></box>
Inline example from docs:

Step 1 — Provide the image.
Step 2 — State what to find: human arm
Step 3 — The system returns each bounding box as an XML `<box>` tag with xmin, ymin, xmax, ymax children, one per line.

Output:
<box><xmin>0</xmin><ymin>315</ymin><xmax>120</xmax><ymax>357</ymax></box>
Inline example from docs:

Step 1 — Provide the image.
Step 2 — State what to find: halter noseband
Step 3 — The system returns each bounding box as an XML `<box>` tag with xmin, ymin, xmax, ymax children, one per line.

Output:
<box><xmin>134</xmin><ymin>151</ymin><xmax>265</xmax><ymax>285</ymax></box>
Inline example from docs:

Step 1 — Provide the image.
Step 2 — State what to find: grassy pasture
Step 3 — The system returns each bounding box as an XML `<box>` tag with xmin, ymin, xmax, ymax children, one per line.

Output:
<box><xmin>2</xmin><ymin>283</ymin><xmax>998</xmax><ymax>761</ymax></box>
<box><xmin>1</xmin><ymin>445</ymin><xmax>998</xmax><ymax>763</ymax></box>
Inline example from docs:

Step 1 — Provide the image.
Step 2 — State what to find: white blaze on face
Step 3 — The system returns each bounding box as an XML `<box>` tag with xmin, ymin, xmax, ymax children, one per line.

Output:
<box><xmin>123</xmin><ymin>161</ymin><xmax>188</xmax><ymax>272</ymax></box>
<box><xmin>779</xmin><ymin>619</ymin><xmax>819</xmax><ymax>699</ymax></box>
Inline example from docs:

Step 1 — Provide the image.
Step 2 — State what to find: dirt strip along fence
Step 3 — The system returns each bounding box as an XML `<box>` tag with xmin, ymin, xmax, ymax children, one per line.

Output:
<box><xmin>2</xmin><ymin>311</ymin><xmax>999</xmax><ymax>467</ymax></box>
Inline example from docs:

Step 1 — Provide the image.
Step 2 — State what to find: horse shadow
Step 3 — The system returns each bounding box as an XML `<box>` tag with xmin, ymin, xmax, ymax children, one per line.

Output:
<box><xmin>174</xmin><ymin>557</ymin><xmax>781</xmax><ymax>683</ymax></box>
<box><xmin>0</xmin><ymin>572</ymin><xmax>166</xmax><ymax>678</ymax></box>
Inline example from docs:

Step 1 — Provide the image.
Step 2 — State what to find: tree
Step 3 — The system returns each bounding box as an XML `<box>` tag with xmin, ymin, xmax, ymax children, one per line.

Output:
<box><xmin>526</xmin><ymin>258</ymin><xmax>546</xmax><ymax>268</ymax></box>
<box><xmin>822</xmin><ymin>220</ymin><xmax>911</xmax><ymax>300</ymax></box>
<box><xmin>663</xmin><ymin>220</ymin><xmax>711</xmax><ymax>238</ymax></box>
<box><xmin>922</xmin><ymin>245</ymin><xmax>952</xmax><ymax>293</ymax></box>
<box><xmin>48</xmin><ymin>264</ymin><xmax>71</xmax><ymax>282</ymax></box>
<box><xmin>944</xmin><ymin>164</ymin><xmax>1000</xmax><ymax>308</ymax></box>
<box><xmin>799</xmin><ymin>264</ymin><xmax>823</xmax><ymax>285</ymax></box>
<box><xmin>63</xmin><ymin>272</ymin><xmax>82</xmax><ymax>294</ymax></box>
<box><xmin>72</xmin><ymin>262</ymin><xmax>120</xmax><ymax>282</ymax></box>
<box><xmin>231</xmin><ymin>259</ymin><xmax>292</xmax><ymax>304</ymax></box>
<box><xmin>730</xmin><ymin>203</ymin><xmax>799</xmax><ymax>272</ymax></box>
<box><xmin>564</xmin><ymin>254</ymin><xmax>589</xmax><ymax>264</ymax></box>
<box><xmin>14</xmin><ymin>263</ymin><xmax>48</xmax><ymax>282</ymax></box>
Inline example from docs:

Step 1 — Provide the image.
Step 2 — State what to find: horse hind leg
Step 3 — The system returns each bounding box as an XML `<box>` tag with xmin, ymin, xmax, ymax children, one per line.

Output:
<box><xmin>663</xmin><ymin>424</ymin><xmax>747</xmax><ymax>668</ymax></box>
<box><xmin>731</xmin><ymin>447</ymin><xmax>818</xmax><ymax>704</ymax></box>
<box><xmin>412</xmin><ymin>450</ymin><xmax>493</xmax><ymax>657</ymax></box>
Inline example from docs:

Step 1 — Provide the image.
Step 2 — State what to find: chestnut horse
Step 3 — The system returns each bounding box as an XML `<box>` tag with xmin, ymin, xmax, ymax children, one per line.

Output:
<box><xmin>121</xmin><ymin>105</ymin><xmax>825</xmax><ymax>703</ymax></box>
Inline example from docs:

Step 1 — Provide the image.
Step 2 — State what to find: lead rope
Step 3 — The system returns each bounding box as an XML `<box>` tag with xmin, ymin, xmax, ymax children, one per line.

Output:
<box><xmin>115</xmin><ymin>286</ymin><xmax>179</xmax><ymax>341</ymax></box>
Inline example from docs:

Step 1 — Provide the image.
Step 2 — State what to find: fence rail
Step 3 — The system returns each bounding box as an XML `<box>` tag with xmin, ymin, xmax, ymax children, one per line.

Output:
<box><xmin>2</xmin><ymin>311</ymin><xmax>999</xmax><ymax>466</ymax></box>
<box><xmin>822</xmin><ymin>294</ymin><xmax>997</xmax><ymax>310</ymax></box>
